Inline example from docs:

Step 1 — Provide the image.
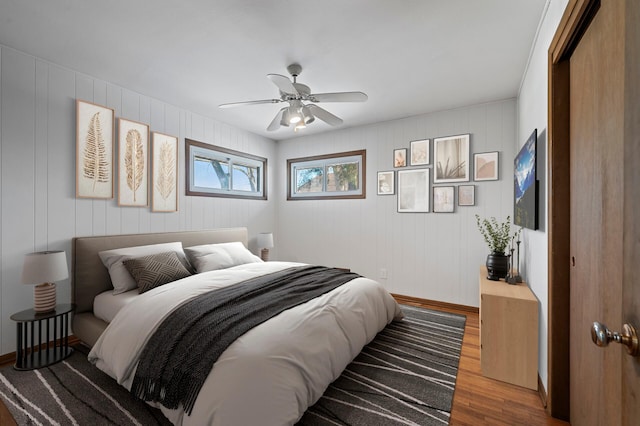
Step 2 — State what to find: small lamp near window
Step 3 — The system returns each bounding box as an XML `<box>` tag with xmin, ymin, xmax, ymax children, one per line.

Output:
<box><xmin>22</xmin><ymin>251</ymin><xmax>68</xmax><ymax>313</ymax></box>
<box><xmin>257</xmin><ymin>232</ymin><xmax>274</xmax><ymax>262</ymax></box>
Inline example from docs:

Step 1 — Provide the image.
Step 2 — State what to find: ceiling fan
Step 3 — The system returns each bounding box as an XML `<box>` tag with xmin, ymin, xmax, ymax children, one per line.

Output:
<box><xmin>219</xmin><ymin>63</ymin><xmax>368</xmax><ymax>131</ymax></box>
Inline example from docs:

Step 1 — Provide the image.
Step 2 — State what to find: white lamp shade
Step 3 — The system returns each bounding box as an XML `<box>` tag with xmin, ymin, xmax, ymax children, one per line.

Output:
<box><xmin>257</xmin><ymin>232</ymin><xmax>274</xmax><ymax>249</ymax></box>
<box><xmin>22</xmin><ymin>251</ymin><xmax>68</xmax><ymax>285</ymax></box>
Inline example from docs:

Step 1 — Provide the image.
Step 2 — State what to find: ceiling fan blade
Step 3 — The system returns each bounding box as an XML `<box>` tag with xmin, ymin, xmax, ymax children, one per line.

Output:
<box><xmin>309</xmin><ymin>92</ymin><xmax>368</xmax><ymax>103</ymax></box>
<box><xmin>307</xmin><ymin>104</ymin><xmax>343</xmax><ymax>126</ymax></box>
<box><xmin>218</xmin><ymin>99</ymin><xmax>281</xmax><ymax>109</ymax></box>
<box><xmin>267</xmin><ymin>108</ymin><xmax>287</xmax><ymax>131</ymax></box>
<box><xmin>267</xmin><ymin>74</ymin><xmax>298</xmax><ymax>95</ymax></box>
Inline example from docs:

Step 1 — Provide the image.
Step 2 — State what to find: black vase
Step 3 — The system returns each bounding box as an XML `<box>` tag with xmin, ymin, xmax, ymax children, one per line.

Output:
<box><xmin>486</xmin><ymin>252</ymin><xmax>509</xmax><ymax>281</ymax></box>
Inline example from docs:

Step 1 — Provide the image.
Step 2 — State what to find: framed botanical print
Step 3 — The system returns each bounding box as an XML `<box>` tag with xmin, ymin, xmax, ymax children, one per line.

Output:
<box><xmin>433</xmin><ymin>134</ymin><xmax>470</xmax><ymax>183</ymax></box>
<box><xmin>377</xmin><ymin>171</ymin><xmax>395</xmax><ymax>195</ymax></box>
<box><xmin>76</xmin><ymin>100</ymin><xmax>114</xmax><ymax>199</ymax></box>
<box><xmin>151</xmin><ymin>132</ymin><xmax>178</xmax><ymax>212</ymax></box>
<box><xmin>410</xmin><ymin>139</ymin><xmax>429</xmax><ymax>166</ymax></box>
<box><xmin>118</xmin><ymin>118</ymin><xmax>149</xmax><ymax>207</ymax></box>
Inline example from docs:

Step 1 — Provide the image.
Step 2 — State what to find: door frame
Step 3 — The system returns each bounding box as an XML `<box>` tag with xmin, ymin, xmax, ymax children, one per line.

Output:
<box><xmin>547</xmin><ymin>0</ymin><xmax>600</xmax><ymax>420</ymax></box>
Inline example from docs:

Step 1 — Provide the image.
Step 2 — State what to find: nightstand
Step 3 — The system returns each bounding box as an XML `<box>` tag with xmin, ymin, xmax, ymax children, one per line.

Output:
<box><xmin>10</xmin><ymin>303</ymin><xmax>75</xmax><ymax>370</ymax></box>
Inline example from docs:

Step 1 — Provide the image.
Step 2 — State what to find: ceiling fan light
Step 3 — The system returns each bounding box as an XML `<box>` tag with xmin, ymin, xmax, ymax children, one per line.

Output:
<box><xmin>294</xmin><ymin>121</ymin><xmax>306</xmax><ymax>132</ymax></box>
<box><xmin>301</xmin><ymin>105</ymin><xmax>315</xmax><ymax>124</ymax></box>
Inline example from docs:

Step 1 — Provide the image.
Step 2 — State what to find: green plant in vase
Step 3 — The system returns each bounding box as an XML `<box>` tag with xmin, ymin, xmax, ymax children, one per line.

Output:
<box><xmin>475</xmin><ymin>214</ymin><xmax>516</xmax><ymax>281</ymax></box>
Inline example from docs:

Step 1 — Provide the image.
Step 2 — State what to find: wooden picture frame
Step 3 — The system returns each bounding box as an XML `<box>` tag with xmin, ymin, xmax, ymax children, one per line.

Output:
<box><xmin>433</xmin><ymin>134</ymin><xmax>470</xmax><ymax>183</ymax></box>
<box><xmin>474</xmin><ymin>151</ymin><xmax>499</xmax><ymax>181</ymax></box>
<box><xmin>410</xmin><ymin>139</ymin><xmax>430</xmax><ymax>166</ymax></box>
<box><xmin>433</xmin><ymin>186</ymin><xmax>455</xmax><ymax>213</ymax></box>
<box><xmin>76</xmin><ymin>100</ymin><xmax>114</xmax><ymax>199</ymax></box>
<box><xmin>458</xmin><ymin>184</ymin><xmax>476</xmax><ymax>206</ymax></box>
<box><xmin>377</xmin><ymin>171</ymin><xmax>395</xmax><ymax>195</ymax></box>
<box><xmin>393</xmin><ymin>148</ymin><xmax>407</xmax><ymax>168</ymax></box>
<box><xmin>151</xmin><ymin>132</ymin><xmax>178</xmax><ymax>212</ymax></box>
<box><xmin>397</xmin><ymin>169</ymin><xmax>429</xmax><ymax>213</ymax></box>
<box><xmin>118</xmin><ymin>118</ymin><xmax>149</xmax><ymax>207</ymax></box>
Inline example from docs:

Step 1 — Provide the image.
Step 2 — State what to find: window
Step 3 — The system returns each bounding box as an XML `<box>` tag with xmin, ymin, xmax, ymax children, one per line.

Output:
<box><xmin>186</xmin><ymin>139</ymin><xmax>267</xmax><ymax>200</ymax></box>
<box><xmin>287</xmin><ymin>150</ymin><xmax>366</xmax><ymax>200</ymax></box>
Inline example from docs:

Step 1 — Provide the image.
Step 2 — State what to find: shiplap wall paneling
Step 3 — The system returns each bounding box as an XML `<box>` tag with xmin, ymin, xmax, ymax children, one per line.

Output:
<box><xmin>0</xmin><ymin>45</ymin><xmax>278</xmax><ymax>355</ymax></box>
<box><xmin>276</xmin><ymin>100</ymin><xmax>516</xmax><ymax>308</ymax></box>
<box><xmin>1</xmin><ymin>48</ymin><xmax>36</xmax><ymax>352</ymax></box>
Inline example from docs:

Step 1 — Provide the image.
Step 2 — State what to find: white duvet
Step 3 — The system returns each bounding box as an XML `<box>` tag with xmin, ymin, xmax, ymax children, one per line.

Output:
<box><xmin>88</xmin><ymin>261</ymin><xmax>403</xmax><ymax>426</ymax></box>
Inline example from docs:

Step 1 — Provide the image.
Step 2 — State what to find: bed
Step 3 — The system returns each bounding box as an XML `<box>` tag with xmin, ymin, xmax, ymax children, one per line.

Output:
<box><xmin>72</xmin><ymin>228</ymin><xmax>403</xmax><ymax>425</ymax></box>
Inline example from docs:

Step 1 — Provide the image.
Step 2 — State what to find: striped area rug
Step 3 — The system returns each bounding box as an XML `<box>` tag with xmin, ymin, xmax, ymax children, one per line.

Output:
<box><xmin>298</xmin><ymin>305</ymin><xmax>466</xmax><ymax>425</ymax></box>
<box><xmin>0</xmin><ymin>305</ymin><xmax>465</xmax><ymax>425</ymax></box>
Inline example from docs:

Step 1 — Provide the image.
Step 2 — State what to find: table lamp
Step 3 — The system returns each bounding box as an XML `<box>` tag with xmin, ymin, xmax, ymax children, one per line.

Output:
<box><xmin>257</xmin><ymin>232</ymin><xmax>274</xmax><ymax>261</ymax></box>
<box><xmin>22</xmin><ymin>251</ymin><xmax>68</xmax><ymax>313</ymax></box>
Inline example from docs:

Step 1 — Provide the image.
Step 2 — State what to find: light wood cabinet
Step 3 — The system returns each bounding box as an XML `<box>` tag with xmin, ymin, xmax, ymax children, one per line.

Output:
<box><xmin>479</xmin><ymin>266</ymin><xmax>538</xmax><ymax>390</ymax></box>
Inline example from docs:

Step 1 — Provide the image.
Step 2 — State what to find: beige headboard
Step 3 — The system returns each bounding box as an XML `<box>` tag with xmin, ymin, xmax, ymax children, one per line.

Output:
<box><xmin>72</xmin><ymin>228</ymin><xmax>249</xmax><ymax>314</ymax></box>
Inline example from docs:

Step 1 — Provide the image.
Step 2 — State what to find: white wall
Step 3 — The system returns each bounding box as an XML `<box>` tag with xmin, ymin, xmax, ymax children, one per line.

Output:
<box><xmin>517</xmin><ymin>0</ymin><xmax>569</xmax><ymax>393</ymax></box>
<box><xmin>0</xmin><ymin>45</ymin><xmax>278</xmax><ymax>355</ymax></box>
<box><xmin>275</xmin><ymin>100</ymin><xmax>517</xmax><ymax>307</ymax></box>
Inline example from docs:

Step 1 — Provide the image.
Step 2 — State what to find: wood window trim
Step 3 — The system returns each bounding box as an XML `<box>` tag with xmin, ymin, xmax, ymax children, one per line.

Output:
<box><xmin>185</xmin><ymin>138</ymin><xmax>267</xmax><ymax>200</ymax></box>
<box><xmin>286</xmin><ymin>149</ymin><xmax>366</xmax><ymax>201</ymax></box>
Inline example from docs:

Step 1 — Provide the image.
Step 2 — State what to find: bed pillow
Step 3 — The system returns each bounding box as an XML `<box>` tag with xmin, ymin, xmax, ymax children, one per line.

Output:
<box><xmin>123</xmin><ymin>251</ymin><xmax>192</xmax><ymax>294</ymax></box>
<box><xmin>184</xmin><ymin>242</ymin><xmax>262</xmax><ymax>273</ymax></box>
<box><xmin>98</xmin><ymin>242</ymin><xmax>192</xmax><ymax>294</ymax></box>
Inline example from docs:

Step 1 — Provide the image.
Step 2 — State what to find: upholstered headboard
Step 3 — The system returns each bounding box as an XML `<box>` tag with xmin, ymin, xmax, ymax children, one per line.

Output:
<box><xmin>72</xmin><ymin>228</ymin><xmax>249</xmax><ymax>314</ymax></box>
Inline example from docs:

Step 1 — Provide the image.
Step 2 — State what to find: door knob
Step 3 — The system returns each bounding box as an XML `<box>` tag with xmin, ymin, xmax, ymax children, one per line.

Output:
<box><xmin>591</xmin><ymin>322</ymin><xmax>639</xmax><ymax>356</ymax></box>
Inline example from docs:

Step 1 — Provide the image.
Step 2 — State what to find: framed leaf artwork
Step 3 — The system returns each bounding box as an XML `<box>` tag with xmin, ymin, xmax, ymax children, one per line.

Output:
<box><xmin>76</xmin><ymin>100</ymin><xmax>115</xmax><ymax>199</ymax></box>
<box><xmin>151</xmin><ymin>132</ymin><xmax>178</xmax><ymax>212</ymax></box>
<box><xmin>433</xmin><ymin>134</ymin><xmax>470</xmax><ymax>183</ymax></box>
<box><xmin>118</xmin><ymin>118</ymin><xmax>149</xmax><ymax>207</ymax></box>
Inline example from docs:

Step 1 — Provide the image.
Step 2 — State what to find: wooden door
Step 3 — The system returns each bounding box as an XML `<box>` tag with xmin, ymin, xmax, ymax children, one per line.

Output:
<box><xmin>565</xmin><ymin>0</ymin><xmax>640</xmax><ymax>424</ymax></box>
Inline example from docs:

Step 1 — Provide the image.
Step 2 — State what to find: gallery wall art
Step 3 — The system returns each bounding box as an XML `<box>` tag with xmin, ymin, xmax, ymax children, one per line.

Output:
<box><xmin>397</xmin><ymin>169</ymin><xmax>429</xmax><ymax>213</ymax></box>
<box><xmin>474</xmin><ymin>151</ymin><xmax>499</xmax><ymax>181</ymax></box>
<box><xmin>76</xmin><ymin>100</ymin><xmax>114</xmax><ymax>199</ymax></box>
<box><xmin>377</xmin><ymin>171</ymin><xmax>395</xmax><ymax>195</ymax></box>
<box><xmin>434</xmin><ymin>134</ymin><xmax>470</xmax><ymax>183</ymax></box>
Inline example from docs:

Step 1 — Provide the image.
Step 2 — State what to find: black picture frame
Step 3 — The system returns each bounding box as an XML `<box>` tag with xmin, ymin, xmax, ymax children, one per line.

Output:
<box><xmin>514</xmin><ymin>129</ymin><xmax>538</xmax><ymax>229</ymax></box>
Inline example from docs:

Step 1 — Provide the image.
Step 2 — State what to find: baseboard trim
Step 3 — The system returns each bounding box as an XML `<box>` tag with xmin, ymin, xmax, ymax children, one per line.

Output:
<box><xmin>0</xmin><ymin>335</ymin><xmax>81</xmax><ymax>366</ymax></box>
<box><xmin>391</xmin><ymin>293</ymin><xmax>478</xmax><ymax>314</ymax></box>
<box><xmin>538</xmin><ymin>374</ymin><xmax>548</xmax><ymax>408</ymax></box>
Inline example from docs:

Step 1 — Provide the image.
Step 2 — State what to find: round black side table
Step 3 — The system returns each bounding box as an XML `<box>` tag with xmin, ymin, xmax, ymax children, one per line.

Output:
<box><xmin>10</xmin><ymin>303</ymin><xmax>75</xmax><ymax>370</ymax></box>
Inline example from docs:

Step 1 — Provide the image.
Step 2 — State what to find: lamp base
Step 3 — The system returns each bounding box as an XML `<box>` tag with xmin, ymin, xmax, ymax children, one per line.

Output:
<box><xmin>260</xmin><ymin>248</ymin><xmax>270</xmax><ymax>262</ymax></box>
<box><xmin>34</xmin><ymin>283</ymin><xmax>56</xmax><ymax>313</ymax></box>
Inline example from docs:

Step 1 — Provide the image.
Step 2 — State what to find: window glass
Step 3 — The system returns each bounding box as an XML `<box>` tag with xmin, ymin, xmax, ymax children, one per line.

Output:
<box><xmin>287</xmin><ymin>150</ymin><xmax>366</xmax><ymax>200</ymax></box>
<box><xmin>295</xmin><ymin>167</ymin><xmax>324</xmax><ymax>193</ymax></box>
<box><xmin>187</xmin><ymin>139</ymin><xmax>267</xmax><ymax>200</ymax></box>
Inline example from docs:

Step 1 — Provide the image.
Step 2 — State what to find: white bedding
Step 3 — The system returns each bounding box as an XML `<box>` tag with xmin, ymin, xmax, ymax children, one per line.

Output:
<box><xmin>93</xmin><ymin>289</ymin><xmax>139</xmax><ymax>323</ymax></box>
<box><xmin>88</xmin><ymin>261</ymin><xmax>403</xmax><ymax>426</ymax></box>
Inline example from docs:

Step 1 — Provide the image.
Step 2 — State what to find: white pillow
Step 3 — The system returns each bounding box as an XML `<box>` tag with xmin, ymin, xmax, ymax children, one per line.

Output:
<box><xmin>98</xmin><ymin>242</ymin><xmax>191</xmax><ymax>294</ymax></box>
<box><xmin>184</xmin><ymin>242</ymin><xmax>262</xmax><ymax>273</ymax></box>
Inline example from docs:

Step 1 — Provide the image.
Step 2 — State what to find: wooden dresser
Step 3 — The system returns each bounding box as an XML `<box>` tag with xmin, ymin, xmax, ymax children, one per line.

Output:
<box><xmin>479</xmin><ymin>266</ymin><xmax>538</xmax><ymax>390</ymax></box>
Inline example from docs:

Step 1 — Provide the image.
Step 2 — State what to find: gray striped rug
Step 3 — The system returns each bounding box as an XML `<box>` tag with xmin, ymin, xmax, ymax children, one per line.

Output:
<box><xmin>0</xmin><ymin>305</ymin><xmax>465</xmax><ymax>425</ymax></box>
<box><xmin>298</xmin><ymin>305</ymin><xmax>466</xmax><ymax>425</ymax></box>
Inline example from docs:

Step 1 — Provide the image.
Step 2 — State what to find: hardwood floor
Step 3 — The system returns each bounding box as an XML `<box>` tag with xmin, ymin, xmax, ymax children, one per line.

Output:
<box><xmin>0</xmin><ymin>302</ymin><xmax>569</xmax><ymax>425</ymax></box>
<box><xmin>400</xmin><ymin>298</ymin><xmax>569</xmax><ymax>426</ymax></box>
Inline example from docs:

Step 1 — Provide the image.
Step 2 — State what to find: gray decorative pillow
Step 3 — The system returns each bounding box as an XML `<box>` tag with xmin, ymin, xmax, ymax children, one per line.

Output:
<box><xmin>123</xmin><ymin>251</ymin><xmax>192</xmax><ymax>294</ymax></box>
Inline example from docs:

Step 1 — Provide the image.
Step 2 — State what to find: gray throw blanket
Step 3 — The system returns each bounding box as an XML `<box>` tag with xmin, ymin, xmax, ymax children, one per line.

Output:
<box><xmin>130</xmin><ymin>265</ymin><xmax>360</xmax><ymax>415</ymax></box>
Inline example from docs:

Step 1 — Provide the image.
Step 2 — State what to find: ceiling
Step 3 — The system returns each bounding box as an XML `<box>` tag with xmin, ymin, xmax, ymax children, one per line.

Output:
<box><xmin>0</xmin><ymin>0</ymin><xmax>547</xmax><ymax>140</ymax></box>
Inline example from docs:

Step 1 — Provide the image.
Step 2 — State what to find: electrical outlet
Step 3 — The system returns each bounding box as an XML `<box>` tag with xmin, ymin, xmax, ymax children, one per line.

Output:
<box><xmin>380</xmin><ymin>268</ymin><xmax>388</xmax><ymax>279</ymax></box>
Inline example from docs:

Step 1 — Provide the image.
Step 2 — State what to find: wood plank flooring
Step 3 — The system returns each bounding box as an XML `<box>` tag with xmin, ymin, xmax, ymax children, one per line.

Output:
<box><xmin>0</xmin><ymin>302</ymin><xmax>569</xmax><ymax>425</ymax></box>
